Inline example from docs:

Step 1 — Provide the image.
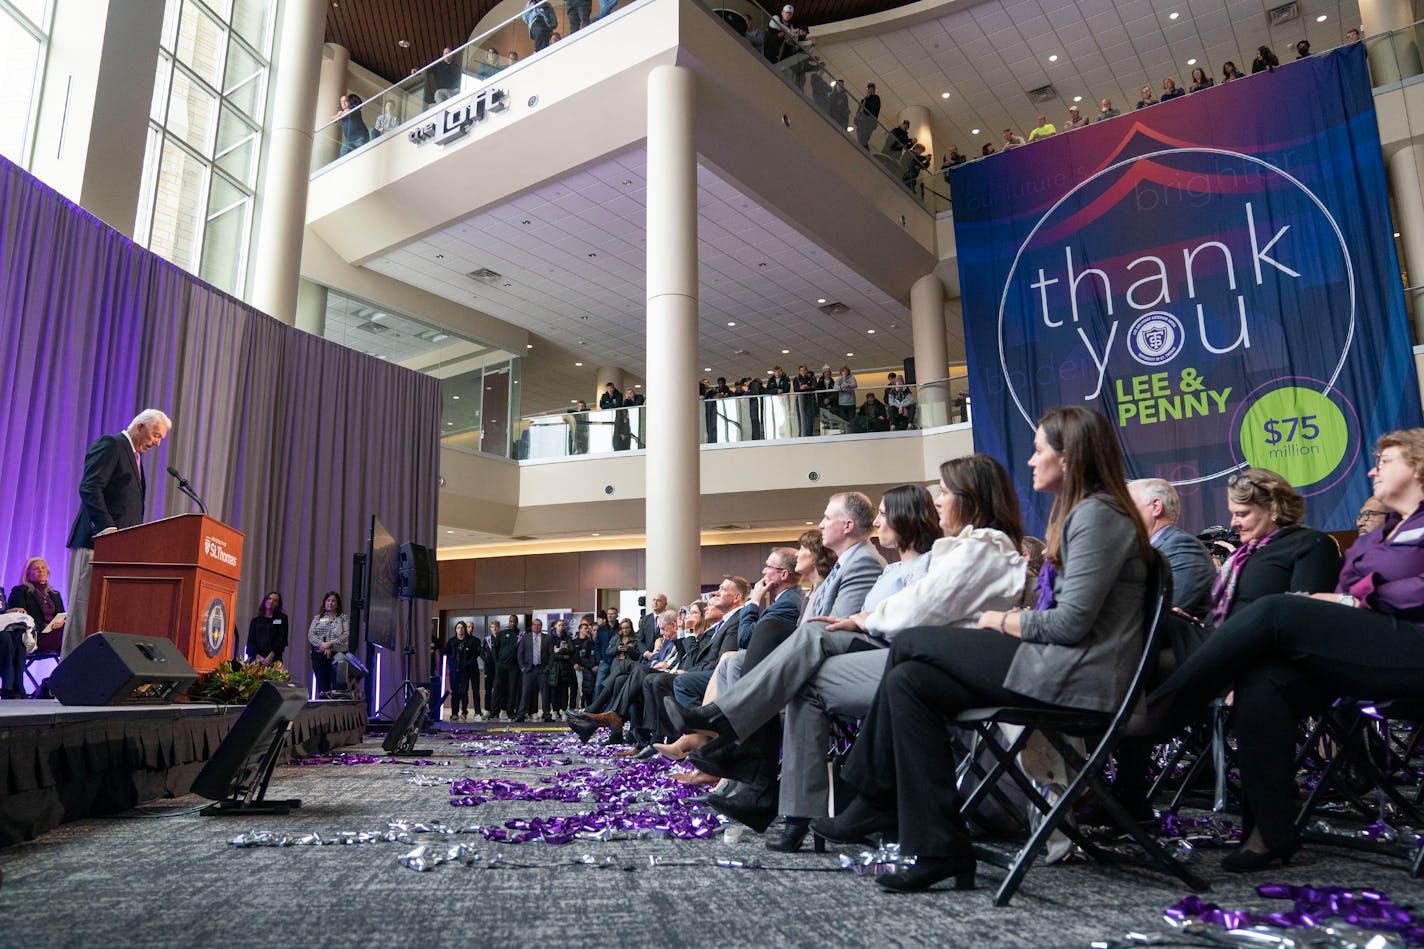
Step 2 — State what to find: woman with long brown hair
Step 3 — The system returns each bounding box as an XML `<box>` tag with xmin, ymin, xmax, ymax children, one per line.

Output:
<box><xmin>814</xmin><ymin>406</ymin><xmax>1153</xmax><ymax>892</ymax></box>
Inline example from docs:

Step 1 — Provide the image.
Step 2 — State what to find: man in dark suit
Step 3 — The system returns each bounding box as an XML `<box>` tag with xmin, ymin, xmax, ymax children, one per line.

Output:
<box><xmin>493</xmin><ymin>618</ymin><xmax>521</xmax><ymax>720</ymax></box>
<box><xmin>517</xmin><ymin>618</ymin><xmax>553</xmax><ymax>721</ymax></box>
<box><xmin>1128</xmin><ymin>478</ymin><xmax>1215</xmax><ymax>620</ymax></box>
<box><xmin>64</xmin><ymin>409</ymin><xmax>171</xmax><ymax>657</ymax></box>
<box><xmin>636</xmin><ymin>593</ymin><xmax>666</xmax><ymax>658</ymax></box>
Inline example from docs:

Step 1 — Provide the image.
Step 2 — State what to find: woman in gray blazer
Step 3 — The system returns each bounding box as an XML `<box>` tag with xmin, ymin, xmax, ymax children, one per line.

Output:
<box><xmin>814</xmin><ymin>405</ymin><xmax>1153</xmax><ymax>893</ymax></box>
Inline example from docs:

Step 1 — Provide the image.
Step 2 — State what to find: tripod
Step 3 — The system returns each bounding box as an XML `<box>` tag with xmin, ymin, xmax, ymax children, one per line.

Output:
<box><xmin>374</xmin><ymin>594</ymin><xmax>422</xmax><ymax>721</ymax></box>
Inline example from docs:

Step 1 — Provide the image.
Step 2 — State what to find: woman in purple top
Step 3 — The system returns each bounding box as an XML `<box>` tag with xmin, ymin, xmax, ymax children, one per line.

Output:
<box><xmin>1151</xmin><ymin>428</ymin><xmax>1424</xmax><ymax>873</ymax></box>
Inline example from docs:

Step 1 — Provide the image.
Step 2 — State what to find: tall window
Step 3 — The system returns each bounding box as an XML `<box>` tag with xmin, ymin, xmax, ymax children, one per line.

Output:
<box><xmin>136</xmin><ymin>0</ymin><xmax>275</xmax><ymax>296</ymax></box>
<box><xmin>0</xmin><ymin>0</ymin><xmax>51</xmax><ymax>167</ymax></box>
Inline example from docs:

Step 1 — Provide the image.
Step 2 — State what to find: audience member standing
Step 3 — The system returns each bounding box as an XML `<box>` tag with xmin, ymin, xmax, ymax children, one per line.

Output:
<box><xmin>517</xmin><ymin>618</ymin><xmax>553</xmax><ymax>720</ymax></box>
<box><xmin>245</xmin><ymin>591</ymin><xmax>288</xmax><ymax>664</ymax></box>
<box><xmin>1189</xmin><ymin>66</ymin><xmax>1214</xmax><ymax>92</ymax></box>
<box><xmin>1222</xmin><ymin>61</ymin><xmax>1242</xmax><ymax>82</ymax></box>
<box><xmin>835</xmin><ymin>365</ymin><xmax>858</xmax><ymax>421</ymax></box>
<box><xmin>1098</xmin><ymin>97</ymin><xmax>1120</xmax><ymax>120</ymax></box>
<box><xmin>482</xmin><ymin>619</ymin><xmax>502</xmax><ymax>715</ymax></box>
<box><xmin>65</xmin><ymin>409</ymin><xmax>170</xmax><ymax>657</ymax></box>
<box><xmin>1252</xmin><ymin>45</ymin><xmax>1278</xmax><ymax>73</ymax></box>
<box><xmin>1027</xmin><ymin>114</ymin><xmax>1056</xmax><ymax>141</ymax></box>
<box><xmin>523</xmin><ymin>0</ymin><xmax>558</xmax><ymax>52</ymax></box>
<box><xmin>793</xmin><ymin>364</ymin><xmax>818</xmax><ymax>435</ymax></box>
<box><xmin>333</xmin><ymin>94</ymin><xmax>369</xmax><ymax>156</ymax></box>
<box><xmin>446</xmin><ymin>621</ymin><xmax>478</xmax><ymax>720</ymax></box>
<box><xmin>854</xmin><ymin>82</ymin><xmax>880</xmax><ymax>148</ymax></box>
<box><xmin>307</xmin><ymin>591</ymin><xmax>349</xmax><ymax>697</ymax></box>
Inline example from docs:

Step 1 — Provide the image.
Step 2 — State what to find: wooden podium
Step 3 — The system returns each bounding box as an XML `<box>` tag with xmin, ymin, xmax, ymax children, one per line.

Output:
<box><xmin>89</xmin><ymin>514</ymin><xmax>244</xmax><ymax>673</ymax></box>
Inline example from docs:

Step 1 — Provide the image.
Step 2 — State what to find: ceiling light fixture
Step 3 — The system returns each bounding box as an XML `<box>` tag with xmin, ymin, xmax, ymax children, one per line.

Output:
<box><xmin>866</xmin><ymin>329</ymin><xmax>875</xmax><ymax>334</ymax></box>
<box><xmin>526</xmin><ymin>344</ymin><xmax>534</xmax><ymax>349</ymax></box>
<box><xmin>941</xmin><ymin>91</ymin><xmax>951</xmax><ymax>98</ymax></box>
<box><xmin>703</xmin><ymin>367</ymin><xmax>711</xmax><ymax>372</ymax></box>
<box><xmin>972</xmin><ymin>127</ymin><xmax>980</xmax><ymax>134</ymax></box>
<box><xmin>398</xmin><ymin>39</ymin><xmax>410</xmax><ymax>47</ymax></box>
<box><xmin>452</xmin><ymin>395</ymin><xmax>461</xmax><ymax>400</ymax></box>
<box><xmin>1316</xmin><ymin>13</ymin><xmax>1327</xmax><ymax>21</ymax></box>
<box><xmin>847</xmin><ymin>125</ymin><xmax>854</xmax><ymax>132</ymax></box>
<box><xmin>845</xmin><ymin>352</ymin><xmax>854</xmax><ymax>357</ymax></box>
<box><xmin>1187</xmin><ymin>57</ymin><xmax>1197</xmax><ymax>65</ymax></box>
<box><xmin>1048</xmin><ymin>54</ymin><xmax>1058</xmax><ymax>62</ymax></box>
<box><xmin>575</xmin><ymin>361</ymin><xmax>583</xmax><ymax>366</ymax></box>
<box><xmin>1169</xmin><ymin>10</ymin><xmax>1179</xmax><ymax>19</ymax></box>
<box><xmin>781</xmin><ymin>349</ymin><xmax>790</xmax><ymax>354</ymax></box>
<box><xmin>1073</xmin><ymin>95</ymin><xmax>1083</xmax><ymax>102</ymax></box>
<box><xmin>816</xmin><ymin>297</ymin><xmax>826</xmax><ymax>304</ymax></box>
<box><xmin>727</xmin><ymin>321</ymin><xmax>736</xmax><ymax>326</ymax></box>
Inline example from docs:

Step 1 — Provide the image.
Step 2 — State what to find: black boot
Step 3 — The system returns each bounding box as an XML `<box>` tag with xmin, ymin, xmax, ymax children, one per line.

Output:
<box><xmin>767</xmin><ymin>817</ymin><xmax>826</xmax><ymax>853</ymax></box>
<box><xmin>706</xmin><ymin>776</ymin><xmax>779</xmax><ymax>833</ymax></box>
<box><xmin>811</xmin><ymin>795</ymin><xmax>897</xmax><ymax>845</ymax></box>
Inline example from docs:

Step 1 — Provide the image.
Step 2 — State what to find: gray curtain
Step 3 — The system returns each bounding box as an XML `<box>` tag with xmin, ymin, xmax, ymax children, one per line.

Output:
<box><xmin>0</xmin><ymin>155</ymin><xmax>440</xmax><ymax>711</ymax></box>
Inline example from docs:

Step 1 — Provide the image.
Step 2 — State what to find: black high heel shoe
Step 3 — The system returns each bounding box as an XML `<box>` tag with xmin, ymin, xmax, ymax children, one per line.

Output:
<box><xmin>876</xmin><ymin>854</ymin><xmax>976</xmax><ymax>893</ymax></box>
<box><xmin>810</xmin><ymin>796</ymin><xmax>898</xmax><ymax>845</ymax></box>
<box><xmin>1220</xmin><ymin>841</ymin><xmax>1300</xmax><ymax>873</ymax></box>
<box><xmin>766</xmin><ymin>818</ymin><xmax>826</xmax><ymax>853</ymax></box>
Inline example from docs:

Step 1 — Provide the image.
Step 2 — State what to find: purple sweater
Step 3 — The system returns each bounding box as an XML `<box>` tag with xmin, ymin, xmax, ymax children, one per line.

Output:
<box><xmin>1338</xmin><ymin>501</ymin><xmax>1424</xmax><ymax>623</ymax></box>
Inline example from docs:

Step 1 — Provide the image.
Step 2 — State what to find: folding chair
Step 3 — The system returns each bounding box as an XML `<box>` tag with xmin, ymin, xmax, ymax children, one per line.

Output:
<box><xmin>1294</xmin><ymin>697</ymin><xmax>1424</xmax><ymax>877</ymax></box>
<box><xmin>953</xmin><ymin>551</ymin><xmax>1210</xmax><ymax>906</ymax></box>
<box><xmin>1147</xmin><ymin>697</ymin><xmax>1233</xmax><ymax>813</ymax></box>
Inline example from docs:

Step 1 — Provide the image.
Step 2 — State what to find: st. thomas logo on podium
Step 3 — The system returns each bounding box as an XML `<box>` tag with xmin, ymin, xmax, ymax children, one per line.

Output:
<box><xmin>202</xmin><ymin>597</ymin><xmax>227</xmax><ymax>658</ymax></box>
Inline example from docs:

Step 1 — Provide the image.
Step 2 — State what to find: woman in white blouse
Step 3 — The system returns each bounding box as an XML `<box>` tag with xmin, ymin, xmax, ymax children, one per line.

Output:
<box><xmin>307</xmin><ymin>590</ymin><xmax>349</xmax><ymax>697</ymax></box>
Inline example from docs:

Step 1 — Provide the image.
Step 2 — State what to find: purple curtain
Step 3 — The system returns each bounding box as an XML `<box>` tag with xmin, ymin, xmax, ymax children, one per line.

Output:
<box><xmin>0</xmin><ymin>156</ymin><xmax>440</xmax><ymax>710</ymax></box>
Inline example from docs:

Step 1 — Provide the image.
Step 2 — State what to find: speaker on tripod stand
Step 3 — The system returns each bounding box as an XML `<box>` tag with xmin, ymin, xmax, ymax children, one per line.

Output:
<box><xmin>374</xmin><ymin>542</ymin><xmax>439</xmax><ymax>720</ymax></box>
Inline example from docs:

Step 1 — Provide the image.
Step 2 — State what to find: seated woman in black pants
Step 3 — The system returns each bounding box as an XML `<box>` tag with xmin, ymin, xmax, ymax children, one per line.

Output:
<box><xmin>812</xmin><ymin>405</ymin><xmax>1153</xmax><ymax>892</ymax></box>
<box><xmin>1150</xmin><ymin>429</ymin><xmax>1424</xmax><ymax>872</ymax></box>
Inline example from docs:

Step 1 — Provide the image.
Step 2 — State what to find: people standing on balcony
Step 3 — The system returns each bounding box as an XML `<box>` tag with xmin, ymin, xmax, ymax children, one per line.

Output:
<box><xmin>332</xmin><ymin>94</ymin><xmax>369</xmax><ymax>156</ymax></box>
<box><xmin>566</xmin><ymin>0</ymin><xmax>591</xmax><ymax>33</ymax></box>
<box><xmin>1002</xmin><ymin>127</ymin><xmax>1025</xmax><ymax>149</ymax></box>
<box><xmin>524</xmin><ymin>0</ymin><xmax>558</xmax><ymax>53</ymax></box>
<box><xmin>836</xmin><ymin>365</ymin><xmax>858</xmax><ymax>422</ymax></box>
<box><xmin>1064</xmin><ymin>105</ymin><xmax>1088</xmax><ymax>129</ymax></box>
<box><xmin>902</xmin><ymin>143</ymin><xmax>929</xmax><ymax>192</ymax></box>
<box><xmin>793</xmin><ymin>364</ymin><xmax>818</xmax><ymax>436</ymax></box>
<box><xmin>854</xmin><ymin>82</ymin><xmax>880</xmax><ymax>149</ymax></box>
<box><xmin>507</xmin><ymin>50</ymin><xmax>520</xmax><ymax>64</ymax></box>
<box><xmin>1347</xmin><ymin>28</ymin><xmax>1362</xmax><ymax>43</ymax></box>
<box><xmin>1027</xmin><ymin>114</ymin><xmax>1056</xmax><ymax>142</ymax></box>
<box><xmin>1135</xmin><ymin>83</ymin><xmax>1157</xmax><ymax>109</ymax></box>
<box><xmin>764</xmin><ymin>4</ymin><xmax>812</xmax><ymax>64</ymax></box>
<box><xmin>1295</xmin><ymin>39</ymin><xmax>1312</xmax><ymax>58</ymax></box>
<box><xmin>1160</xmin><ymin>76</ymin><xmax>1185</xmax><ymax>102</ymax></box>
<box><xmin>940</xmin><ymin>145</ymin><xmax>965</xmax><ymax>184</ymax></box>
<box><xmin>1097</xmin><ymin>97</ymin><xmax>1120</xmax><ymax>120</ymax></box>
<box><xmin>817</xmin><ymin>366</ymin><xmax>838</xmax><ymax>424</ymax></box>
<box><xmin>1222</xmin><ymin>60</ymin><xmax>1242</xmax><ymax>82</ymax></box>
<box><xmin>884</xmin><ymin>119</ymin><xmax>912</xmax><ymax>157</ymax></box>
<box><xmin>981</xmin><ymin>142</ymin><xmax>996</xmax><ymax>156</ymax></box>
<box><xmin>745</xmin><ymin>374</ymin><xmax>766</xmax><ymax>440</ymax></box>
<box><xmin>1189</xmin><ymin>66</ymin><xmax>1214</xmax><ymax>92</ymax></box>
<box><xmin>431</xmin><ymin>48</ymin><xmax>462</xmax><ymax>102</ymax></box>
<box><xmin>1252</xmin><ymin>45</ymin><xmax>1279</xmax><ymax>73</ymax></box>
<box><xmin>371</xmin><ymin>101</ymin><xmax>400</xmax><ymax>137</ymax></box>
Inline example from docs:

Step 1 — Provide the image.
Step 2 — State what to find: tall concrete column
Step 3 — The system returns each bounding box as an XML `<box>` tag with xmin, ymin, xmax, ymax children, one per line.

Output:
<box><xmin>248</xmin><ymin>0</ymin><xmax>327</xmax><ymax>324</ymax></box>
<box><xmin>313</xmin><ymin>44</ymin><xmax>351</xmax><ymax>169</ymax></box>
<box><xmin>295</xmin><ymin>279</ymin><xmax>329</xmax><ymax>336</ymax></box>
<box><xmin>1359</xmin><ymin>0</ymin><xmax>1421</xmax><ymax>84</ymax></box>
<box><xmin>1389</xmin><ymin>145</ymin><xmax>1424</xmax><ymax>343</ymax></box>
<box><xmin>910</xmin><ymin>273</ymin><xmax>950</xmax><ymax>426</ymax></box>
<box><xmin>899</xmin><ymin>104</ymin><xmax>934</xmax><ymax>168</ymax></box>
<box><xmin>644</xmin><ymin>65</ymin><xmax>700</xmax><ymax>605</ymax></box>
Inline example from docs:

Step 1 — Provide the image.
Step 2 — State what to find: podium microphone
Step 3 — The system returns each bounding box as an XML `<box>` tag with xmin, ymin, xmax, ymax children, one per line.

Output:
<box><xmin>166</xmin><ymin>465</ymin><xmax>209</xmax><ymax>515</ymax></box>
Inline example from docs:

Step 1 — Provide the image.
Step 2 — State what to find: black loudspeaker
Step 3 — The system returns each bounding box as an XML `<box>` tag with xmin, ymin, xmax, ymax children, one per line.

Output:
<box><xmin>192</xmin><ymin>680</ymin><xmax>307</xmax><ymax>815</ymax></box>
<box><xmin>398</xmin><ymin>542</ymin><xmax>439</xmax><ymax>600</ymax></box>
<box><xmin>903</xmin><ymin>357</ymin><xmax>917</xmax><ymax>385</ymax></box>
<box><xmin>49</xmin><ymin>632</ymin><xmax>199</xmax><ymax>705</ymax></box>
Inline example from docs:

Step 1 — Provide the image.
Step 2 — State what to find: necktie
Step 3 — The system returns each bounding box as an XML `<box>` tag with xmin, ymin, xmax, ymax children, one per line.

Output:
<box><xmin>533</xmin><ymin>634</ymin><xmax>540</xmax><ymax>663</ymax></box>
<box><xmin>814</xmin><ymin>559</ymin><xmax>842</xmax><ymax>615</ymax></box>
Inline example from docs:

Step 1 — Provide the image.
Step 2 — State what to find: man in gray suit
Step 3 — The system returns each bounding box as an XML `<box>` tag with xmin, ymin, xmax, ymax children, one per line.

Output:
<box><xmin>667</xmin><ymin>492</ymin><xmax>886</xmax><ymax>833</ymax></box>
<box><xmin>1129</xmin><ymin>479</ymin><xmax>1215</xmax><ymax>620</ymax></box>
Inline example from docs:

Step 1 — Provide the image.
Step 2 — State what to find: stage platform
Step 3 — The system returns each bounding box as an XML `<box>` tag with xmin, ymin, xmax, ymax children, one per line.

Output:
<box><xmin>0</xmin><ymin>698</ymin><xmax>366</xmax><ymax>847</ymax></box>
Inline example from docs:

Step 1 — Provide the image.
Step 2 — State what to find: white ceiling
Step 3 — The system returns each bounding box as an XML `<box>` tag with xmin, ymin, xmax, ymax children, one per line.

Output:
<box><xmin>362</xmin><ymin>148</ymin><xmax>919</xmax><ymax>414</ymax></box>
<box><xmin>816</xmin><ymin>0</ymin><xmax>1362</xmax><ymax>155</ymax></box>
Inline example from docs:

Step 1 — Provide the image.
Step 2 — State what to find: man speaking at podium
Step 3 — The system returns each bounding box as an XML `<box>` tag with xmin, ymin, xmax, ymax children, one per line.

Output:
<box><xmin>63</xmin><ymin>409</ymin><xmax>171</xmax><ymax>657</ymax></box>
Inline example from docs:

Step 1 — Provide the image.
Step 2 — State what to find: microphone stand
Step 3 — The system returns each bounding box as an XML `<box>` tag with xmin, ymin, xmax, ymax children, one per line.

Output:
<box><xmin>166</xmin><ymin>466</ymin><xmax>209</xmax><ymax>515</ymax></box>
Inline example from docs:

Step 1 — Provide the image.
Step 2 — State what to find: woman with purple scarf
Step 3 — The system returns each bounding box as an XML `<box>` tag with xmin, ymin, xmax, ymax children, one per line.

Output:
<box><xmin>813</xmin><ymin>406</ymin><xmax>1154</xmax><ymax>892</ymax></box>
<box><xmin>1152</xmin><ymin>429</ymin><xmax>1424</xmax><ymax>872</ymax></box>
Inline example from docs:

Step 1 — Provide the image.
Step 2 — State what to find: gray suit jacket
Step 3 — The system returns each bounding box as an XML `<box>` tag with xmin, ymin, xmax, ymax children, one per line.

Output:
<box><xmin>809</xmin><ymin>540</ymin><xmax>887</xmax><ymax>622</ymax></box>
<box><xmin>1151</xmin><ymin>522</ymin><xmax>1215</xmax><ymax>620</ymax></box>
<box><xmin>1007</xmin><ymin>498</ymin><xmax>1147</xmax><ymax>713</ymax></box>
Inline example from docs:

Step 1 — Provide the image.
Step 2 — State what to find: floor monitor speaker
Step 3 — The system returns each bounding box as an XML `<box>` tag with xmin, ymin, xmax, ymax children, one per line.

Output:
<box><xmin>48</xmin><ymin>632</ymin><xmax>198</xmax><ymax>705</ymax></box>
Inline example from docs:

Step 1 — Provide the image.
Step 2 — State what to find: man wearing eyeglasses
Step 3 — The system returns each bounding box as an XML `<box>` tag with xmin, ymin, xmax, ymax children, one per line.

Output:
<box><xmin>1358</xmin><ymin>496</ymin><xmax>1388</xmax><ymax>536</ymax></box>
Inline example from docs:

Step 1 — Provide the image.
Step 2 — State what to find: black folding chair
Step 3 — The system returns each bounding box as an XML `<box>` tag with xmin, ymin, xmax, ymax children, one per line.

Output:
<box><xmin>1147</xmin><ymin>697</ymin><xmax>1233</xmax><ymax>813</ymax></box>
<box><xmin>953</xmin><ymin>551</ymin><xmax>1210</xmax><ymax>906</ymax></box>
<box><xmin>1294</xmin><ymin>698</ymin><xmax>1424</xmax><ymax>877</ymax></box>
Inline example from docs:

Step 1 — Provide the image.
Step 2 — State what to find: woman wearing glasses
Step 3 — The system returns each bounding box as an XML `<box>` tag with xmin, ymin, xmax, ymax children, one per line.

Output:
<box><xmin>1152</xmin><ymin>431</ymin><xmax>1424</xmax><ymax>872</ymax></box>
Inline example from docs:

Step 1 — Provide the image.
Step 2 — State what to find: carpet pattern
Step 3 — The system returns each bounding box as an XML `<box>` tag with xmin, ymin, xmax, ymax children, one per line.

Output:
<box><xmin>0</xmin><ymin>723</ymin><xmax>1418</xmax><ymax>948</ymax></box>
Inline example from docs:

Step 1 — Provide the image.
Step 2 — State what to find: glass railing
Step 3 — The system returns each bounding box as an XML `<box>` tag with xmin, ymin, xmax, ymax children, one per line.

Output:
<box><xmin>509</xmin><ymin>378</ymin><xmax>972</xmax><ymax>460</ymax></box>
<box><xmin>693</xmin><ymin>0</ymin><xmax>952</xmax><ymax>215</ymax></box>
<box><xmin>1363</xmin><ymin>18</ymin><xmax>1424</xmax><ymax>88</ymax></box>
<box><xmin>311</xmin><ymin>0</ymin><xmax>645</xmax><ymax>171</ymax></box>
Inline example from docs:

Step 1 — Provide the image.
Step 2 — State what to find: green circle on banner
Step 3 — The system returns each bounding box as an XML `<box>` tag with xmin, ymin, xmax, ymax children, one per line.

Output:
<box><xmin>1238</xmin><ymin>386</ymin><xmax>1348</xmax><ymax>488</ymax></box>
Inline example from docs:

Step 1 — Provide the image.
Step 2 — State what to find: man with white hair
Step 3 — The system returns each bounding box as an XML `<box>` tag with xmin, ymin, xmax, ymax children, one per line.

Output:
<box><xmin>1128</xmin><ymin>477</ymin><xmax>1215</xmax><ymax>620</ymax></box>
<box><xmin>64</xmin><ymin>409</ymin><xmax>172</xmax><ymax>656</ymax></box>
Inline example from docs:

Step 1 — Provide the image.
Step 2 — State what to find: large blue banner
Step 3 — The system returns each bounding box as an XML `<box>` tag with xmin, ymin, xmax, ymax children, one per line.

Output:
<box><xmin>952</xmin><ymin>44</ymin><xmax>1421</xmax><ymax>533</ymax></box>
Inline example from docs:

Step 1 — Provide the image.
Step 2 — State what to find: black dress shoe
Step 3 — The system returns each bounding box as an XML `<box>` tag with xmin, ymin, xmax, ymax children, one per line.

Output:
<box><xmin>568</xmin><ymin>718</ymin><xmax>598</xmax><ymax>744</ymax></box>
<box><xmin>688</xmin><ymin>740</ymin><xmax>761</xmax><ymax>782</ymax></box>
<box><xmin>601</xmin><ymin>728</ymin><xmax>630</xmax><ymax>746</ymax></box>
<box><xmin>811</xmin><ymin>796</ymin><xmax>898</xmax><ymax>845</ymax></box>
<box><xmin>633</xmin><ymin>744</ymin><xmax>658</xmax><ymax>760</ymax></box>
<box><xmin>706</xmin><ymin>777</ymin><xmax>779</xmax><ymax>833</ymax></box>
<box><xmin>767</xmin><ymin>817</ymin><xmax>826</xmax><ymax>854</ymax></box>
<box><xmin>663</xmin><ymin>697</ymin><xmax>738</xmax><ymax>742</ymax></box>
<box><xmin>876</xmin><ymin>854</ymin><xmax>975</xmax><ymax>893</ymax></box>
<box><xmin>1220</xmin><ymin>841</ymin><xmax>1300</xmax><ymax>873</ymax></box>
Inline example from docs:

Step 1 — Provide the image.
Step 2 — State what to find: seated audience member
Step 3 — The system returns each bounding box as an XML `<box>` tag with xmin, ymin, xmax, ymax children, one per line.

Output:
<box><xmin>475</xmin><ymin>47</ymin><xmax>503</xmax><ymax>78</ymax></box>
<box><xmin>1064</xmin><ymin>105</ymin><xmax>1089</xmax><ymax>129</ymax></box>
<box><xmin>507</xmin><ymin>50</ymin><xmax>520</xmax><ymax>64</ymax></box>
<box><xmin>1188</xmin><ymin>66</ymin><xmax>1214</xmax><ymax>92</ymax></box>
<box><xmin>1135</xmin><ymin>83</ymin><xmax>1157</xmax><ymax>109</ymax></box>
<box><xmin>1252</xmin><ymin>45</ymin><xmax>1279</xmax><ymax>73</ymax></box>
<box><xmin>1160</xmin><ymin>76</ymin><xmax>1185</xmax><ymax>101</ymax></box>
<box><xmin>307</xmin><ymin>591</ymin><xmax>349</xmax><ymax>696</ymax></box>
<box><xmin>1098</xmin><ymin>97</ymin><xmax>1120</xmax><ymax>120</ymax></box>
<box><xmin>8</xmin><ymin>557</ymin><xmax>65</xmax><ymax>653</ymax></box>
<box><xmin>669</xmin><ymin>578</ymin><xmax>748</xmax><ymax>713</ymax></box>
<box><xmin>1358</xmin><ymin>495</ymin><xmax>1388</xmax><ymax>535</ymax></box>
<box><xmin>1</xmin><ymin>588</ymin><xmax>33</xmax><ymax>699</ymax></box>
<box><xmin>813</xmin><ymin>407</ymin><xmax>1151</xmax><ymax>892</ymax></box>
<box><xmin>570</xmin><ymin>604</ymin><xmax>702</xmax><ymax>744</ymax></box>
<box><xmin>885</xmin><ymin>372</ymin><xmax>915</xmax><ymax>428</ymax></box>
<box><xmin>1127</xmin><ymin>480</ymin><xmax>1215</xmax><ymax>621</ymax></box>
<box><xmin>371</xmin><ymin>100</ymin><xmax>400</xmax><ymax>137</ymax></box>
<box><xmin>1151</xmin><ymin>430</ymin><xmax>1424</xmax><ymax>872</ymax></box>
<box><xmin>856</xmin><ymin>391</ymin><xmax>889</xmax><ymax>431</ymax></box>
<box><xmin>1222</xmin><ymin>61</ymin><xmax>1242</xmax><ymax>82</ymax></box>
<box><xmin>430</xmin><ymin>47</ymin><xmax>463</xmax><ymax>100</ymax></box>
<box><xmin>1002</xmin><ymin>128</ymin><xmax>1025</xmax><ymax>149</ymax></box>
<box><xmin>245</xmin><ymin>590</ymin><xmax>289</xmax><ymax>664</ymax></box>
<box><xmin>1027</xmin><ymin>114</ymin><xmax>1056</xmax><ymax>141</ymax></box>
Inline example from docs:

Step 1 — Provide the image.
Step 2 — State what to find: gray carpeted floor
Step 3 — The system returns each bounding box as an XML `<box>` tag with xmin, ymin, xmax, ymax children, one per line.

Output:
<box><xmin>1</xmin><ymin>723</ymin><xmax>1419</xmax><ymax>948</ymax></box>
